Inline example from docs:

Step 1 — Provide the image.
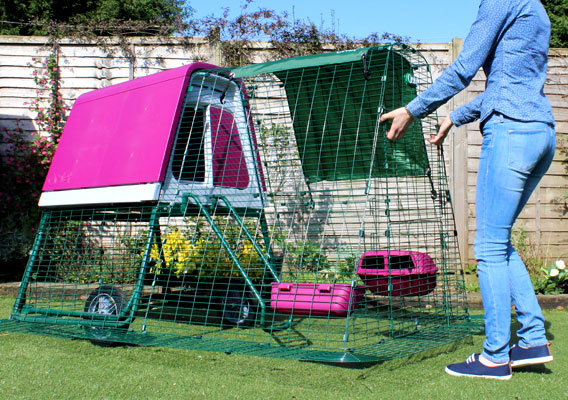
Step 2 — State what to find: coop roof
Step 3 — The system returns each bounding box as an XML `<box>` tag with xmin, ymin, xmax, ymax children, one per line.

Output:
<box><xmin>43</xmin><ymin>62</ymin><xmax>218</xmax><ymax>192</ymax></box>
<box><xmin>230</xmin><ymin>45</ymin><xmax>429</xmax><ymax>182</ymax></box>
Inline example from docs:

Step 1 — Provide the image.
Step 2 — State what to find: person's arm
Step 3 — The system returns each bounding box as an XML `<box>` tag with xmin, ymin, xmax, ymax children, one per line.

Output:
<box><xmin>406</xmin><ymin>0</ymin><xmax>509</xmax><ymax>118</ymax></box>
<box><xmin>450</xmin><ymin>92</ymin><xmax>484</xmax><ymax>127</ymax></box>
<box><xmin>382</xmin><ymin>0</ymin><xmax>511</xmax><ymax>140</ymax></box>
<box><xmin>428</xmin><ymin>116</ymin><xmax>454</xmax><ymax>146</ymax></box>
<box><xmin>428</xmin><ymin>93</ymin><xmax>484</xmax><ymax>146</ymax></box>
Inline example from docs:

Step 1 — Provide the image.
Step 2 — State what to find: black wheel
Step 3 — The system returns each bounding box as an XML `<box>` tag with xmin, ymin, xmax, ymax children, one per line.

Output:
<box><xmin>83</xmin><ymin>285</ymin><xmax>129</xmax><ymax>346</ymax></box>
<box><xmin>221</xmin><ymin>286</ymin><xmax>255</xmax><ymax>327</ymax></box>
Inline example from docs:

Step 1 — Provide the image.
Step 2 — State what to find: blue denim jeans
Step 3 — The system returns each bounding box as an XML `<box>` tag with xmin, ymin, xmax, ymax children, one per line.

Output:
<box><xmin>475</xmin><ymin>113</ymin><xmax>556</xmax><ymax>364</ymax></box>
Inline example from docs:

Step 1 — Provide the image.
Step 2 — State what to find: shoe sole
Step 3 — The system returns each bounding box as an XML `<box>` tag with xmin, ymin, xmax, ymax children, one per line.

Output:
<box><xmin>511</xmin><ymin>355</ymin><xmax>553</xmax><ymax>367</ymax></box>
<box><xmin>444</xmin><ymin>367</ymin><xmax>512</xmax><ymax>380</ymax></box>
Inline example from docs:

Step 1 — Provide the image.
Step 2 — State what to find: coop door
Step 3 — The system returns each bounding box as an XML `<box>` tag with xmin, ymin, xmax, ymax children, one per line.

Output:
<box><xmin>161</xmin><ymin>72</ymin><xmax>265</xmax><ymax>210</ymax></box>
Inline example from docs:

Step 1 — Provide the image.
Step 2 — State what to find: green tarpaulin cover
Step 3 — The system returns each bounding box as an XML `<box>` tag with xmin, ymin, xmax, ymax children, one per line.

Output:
<box><xmin>231</xmin><ymin>45</ymin><xmax>429</xmax><ymax>182</ymax></box>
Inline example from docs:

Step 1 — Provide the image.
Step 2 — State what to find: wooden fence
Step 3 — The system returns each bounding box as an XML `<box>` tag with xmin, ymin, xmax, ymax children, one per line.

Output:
<box><xmin>0</xmin><ymin>36</ymin><xmax>566</xmax><ymax>264</ymax></box>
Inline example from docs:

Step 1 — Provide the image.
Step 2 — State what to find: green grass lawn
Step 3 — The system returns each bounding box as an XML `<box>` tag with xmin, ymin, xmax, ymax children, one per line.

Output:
<box><xmin>0</xmin><ymin>295</ymin><xmax>566</xmax><ymax>399</ymax></box>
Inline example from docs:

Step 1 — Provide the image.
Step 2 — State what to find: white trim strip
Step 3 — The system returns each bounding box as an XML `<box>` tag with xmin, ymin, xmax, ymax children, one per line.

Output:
<box><xmin>38</xmin><ymin>183</ymin><xmax>162</xmax><ymax>207</ymax></box>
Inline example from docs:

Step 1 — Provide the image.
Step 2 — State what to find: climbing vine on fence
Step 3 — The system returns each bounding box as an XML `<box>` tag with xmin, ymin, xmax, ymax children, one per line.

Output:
<box><xmin>0</xmin><ymin>49</ymin><xmax>68</xmax><ymax>265</ymax></box>
<box><xmin>28</xmin><ymin>51</ymin><xmax>68</xmax><ymax>148</ymax></box>
<box><xmin>196</xmin><ymin>0</ymin><xmax>410</xmax><ymax>66</ymax></box>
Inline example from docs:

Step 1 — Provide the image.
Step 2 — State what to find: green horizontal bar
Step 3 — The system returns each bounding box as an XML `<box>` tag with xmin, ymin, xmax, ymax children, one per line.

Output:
<box><xmin>14</xmin><ymin>314</ymin><xmax>128</xmax><ymax>328</ymax></box>
<box><xmin>21</xmin><ymin>306</ymin><xmax>122</xmax><ymax>321</ymax></box>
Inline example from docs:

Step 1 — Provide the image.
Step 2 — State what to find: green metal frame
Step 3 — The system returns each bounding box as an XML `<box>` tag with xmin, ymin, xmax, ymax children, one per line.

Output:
<box><xmin>1</xmin><ymin>44</ymin><xmax>479</xmax><ymax>364</ymax></box>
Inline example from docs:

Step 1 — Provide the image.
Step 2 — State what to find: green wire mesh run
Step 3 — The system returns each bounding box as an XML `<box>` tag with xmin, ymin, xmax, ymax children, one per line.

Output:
<box><xmin>1</xmin><ymin>44</ymin><xmax>480</xmax><ymax>364</ymax></box>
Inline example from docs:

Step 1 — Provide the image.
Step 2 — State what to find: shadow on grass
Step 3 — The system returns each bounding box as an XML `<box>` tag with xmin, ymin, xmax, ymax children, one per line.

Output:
<box><xmin>507</xmin><ymin>315</ymin><xmax>555</xmax><ymax>375</ymax></box>
<box><xmin>510</xmin><ymin>318</ymin><xmax>555</xmax><ymax>342</ymax></box>
<box><xmin>354</xmin><ymin>334</ymin><xmax>477</xmax><ymax>377</ymax></box>
<box><xmin>514</xmin><ymin>364</ymin><xmax>553</xmax><ymax>375</ymax></box>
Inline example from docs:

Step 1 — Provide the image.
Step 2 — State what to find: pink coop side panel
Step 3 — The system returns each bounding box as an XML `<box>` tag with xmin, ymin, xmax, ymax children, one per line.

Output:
<box><xmin>43</xmin><ymin>63</ymin><xmax>218</xmax><ymax>191</ymax></box>
<box><xmin>210</xmin><ymin>106</ymin><xmax>250</xmax><ymax>189</ymax></box>
<box><xmin>241</xmin><ymin>83</ymin><xmax>267</xmax><ymax>192</ymax></box>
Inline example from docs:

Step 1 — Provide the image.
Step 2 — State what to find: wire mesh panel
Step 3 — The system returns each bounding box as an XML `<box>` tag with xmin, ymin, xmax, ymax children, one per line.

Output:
<box><xmin>1</xmin><ymin>44</ymin><xmax>479</xmax><ymax>364</ymax></box>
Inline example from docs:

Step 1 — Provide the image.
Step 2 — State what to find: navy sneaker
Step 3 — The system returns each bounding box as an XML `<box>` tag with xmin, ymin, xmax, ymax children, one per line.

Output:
<box><xmin>510</xmin><ymin>343</ymin><xmax>553</xmax><ymax>367</ymax></box>
<box><xmin>445</xmin><ymin>353</ymin><xmax>512</xmax><ymax>380</ymax></box>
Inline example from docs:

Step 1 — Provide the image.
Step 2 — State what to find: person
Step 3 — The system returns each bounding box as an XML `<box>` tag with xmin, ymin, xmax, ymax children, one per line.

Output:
<box><xmin>380</xmin><ymin>0</ymin><xmax>556</xmax><ymax>380</ymax></box>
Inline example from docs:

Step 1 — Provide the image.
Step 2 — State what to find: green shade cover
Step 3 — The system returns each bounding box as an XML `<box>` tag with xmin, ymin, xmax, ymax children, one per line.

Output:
<box><xmin>232</xmin><ymin>46</ymin><xmax>429</xmax><ymax>183</ymax></box>
<box><xmin>230</xmin><ymin>48</ymin><xmax>370</xmax><ymax>79</ymax></box>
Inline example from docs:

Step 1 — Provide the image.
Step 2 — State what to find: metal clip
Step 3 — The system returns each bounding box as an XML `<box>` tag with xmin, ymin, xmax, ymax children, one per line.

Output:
<box><xmin>426</xmin><ymin>167</ymin><xmax>438</xmax><ymax>200</ymax></box>
<box><xmin>361</xmin><ymin>53</ymin><xmax>370</xmax><ymax>80</ymax></box>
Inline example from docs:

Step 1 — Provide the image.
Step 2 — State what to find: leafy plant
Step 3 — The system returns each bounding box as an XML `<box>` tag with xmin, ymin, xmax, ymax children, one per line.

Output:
<box><xmin>285</xmin><ymin>239</ymin><xmax>330</xmax><ymax>274</ymax></box>
<box><xmin>511</xmin><ymin>228</ymin><xmax>546</xmax><ymax>278</ymax></box>
<box><xmin>541</xmin><ymin>0</ymin><xmax>568</xmax><ymax>47</ymax></box>
<box><xmin>509</xmin><ymin>228</ymin><xmax>568</xmax><ymax>295</ymax></box>
<box><xmin>465</xmin><ymin>281</ymin><xmax>481</xmax><ymax>293</ymax></box>
<box><xmin>533</xmin><ymin>259</ymin><xmax>568</xmax><ymax>295</ymax></box>
<box><xmin>0</xmin><ymin>0</ymin><xmax>192</xmax><ymax>36</ymax></box>
<box><xmin>148</xmin><ymin>217</ymin><xmax>266</xmax><ymax>281</ymax></box>
<box><xmin>464</xmin><ymin>263</ymin><xmax>477</xmax><ymax>275</ymax></box>
<box><xmin>35</xmin><ymin>221</ymin><xmax>143</xmax><ymax>284</ymax></box>
<box><xmin>27</xmin><ymin>53</ymin><xmax>69</xmax><ymax>146</ymax></box>
<box><xmin>274</xmin><ymin>235</ymin><xmax>358</xmax><ymax>281</ymax></box>
<box><xmin>0</xmin><ymin>51</ymin><xmax>68</xmax><ymax>266</ymax></box>
<box><xmin>38</xmin><ymin>221</ymin><xmax>102</xmax><ymax>283</ymax></box>
<box><xmin>551</xmin><ymin>135</ymin><xmax>568</xmax><ymax>216</ymax></box>
<box><xmin>196</xmin><ymin>0</ymin><xmax>410</xmax><ymax>66</ymax></box>
<box><xmin>0</xmin><ymin>123</ymin><xmax>45</xmax><ymax>263</ymax></box>
<box><xmin>318</xmin><ymin>255</ymin><xmax>357</xmax><ymax>282</ymax></box>
<box><xmin>258</xmin><ymin>123</ymin><xmax>301</xmax><ymax>195</ymax></box>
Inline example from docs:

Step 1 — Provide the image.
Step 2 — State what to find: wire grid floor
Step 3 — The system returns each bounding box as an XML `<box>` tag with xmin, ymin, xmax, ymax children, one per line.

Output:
<box><xmin>0</xmin><ymin>316</ymin><xmax>482</xmax><ymax>364</ymax></box>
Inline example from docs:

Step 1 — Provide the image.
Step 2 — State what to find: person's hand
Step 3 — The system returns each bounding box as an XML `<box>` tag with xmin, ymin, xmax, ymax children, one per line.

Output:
<box><xmin>429</xmin><ymin>116</ymin><xmax>453</xmax><ymax>146</ymax></box>
<box><xmin>380</xmin><ymin>107</ymin><xmax>415</xmax><ymax>141</ymax></box>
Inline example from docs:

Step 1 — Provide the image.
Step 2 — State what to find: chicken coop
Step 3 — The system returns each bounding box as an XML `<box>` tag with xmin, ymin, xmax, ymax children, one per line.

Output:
<box><xmin>0</xmin><ymin>44</ymin><xmax>479</xmax><ymax>364</ymax></box>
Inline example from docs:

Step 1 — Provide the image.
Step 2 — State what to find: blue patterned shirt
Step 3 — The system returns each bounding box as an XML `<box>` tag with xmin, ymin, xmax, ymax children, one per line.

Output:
<box><xmin>406</xmin><ymin>0</ymin><xmax>554</xmax><ymax>127</ymax></box>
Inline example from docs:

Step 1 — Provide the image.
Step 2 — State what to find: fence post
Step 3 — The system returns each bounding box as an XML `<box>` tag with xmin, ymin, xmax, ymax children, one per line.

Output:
<box><xmin>129</xmin><ymin>43</ymin><xmax>136</xmax><ymax>80</ymax></box>
<box><xmin>208</xmin><ymin>27</ymin><xmax>223</xmax><ymax>66</ymax></box>
<box><xmin>448</xmin><ymin>37</ymin><xmax>470</xmax><ymax>265</ymax></box>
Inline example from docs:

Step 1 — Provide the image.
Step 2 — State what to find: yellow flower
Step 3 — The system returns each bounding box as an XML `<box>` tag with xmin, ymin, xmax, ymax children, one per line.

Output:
<box><xmin>144</xmin><ymin>226</ymin><xmax>266</xmax><ymax>281</ymax></box>
<box><xmin>147</xmin><ymin>229</ymin><xmax>196</xmax><ymax>276</ymax></box>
